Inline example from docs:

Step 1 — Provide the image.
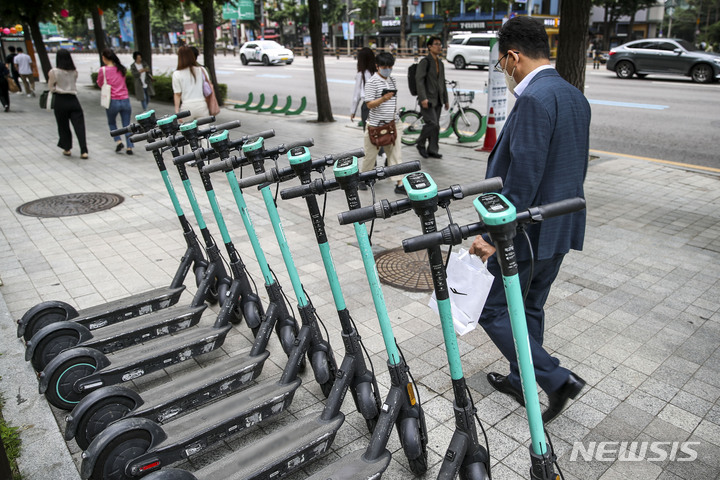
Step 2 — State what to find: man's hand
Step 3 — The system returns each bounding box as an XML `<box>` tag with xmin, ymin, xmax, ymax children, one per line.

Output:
<box><xmin>420</xmin><ymin>99</ymin><xmax>429</xmax><ymax>109</ymax></box>
<box><xmin>469</xmin><ymin>235</ymin><xmax>496</xmax><ymax>263</ymax></box>
<box><xmin>444</xmin><ymin>102</ymin><xmax>450</xmax><ymax>110</ymax></box>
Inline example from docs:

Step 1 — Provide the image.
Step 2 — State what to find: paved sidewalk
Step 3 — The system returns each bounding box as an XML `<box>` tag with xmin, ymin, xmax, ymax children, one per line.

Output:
<box><xmin>0</xmin><ymin>84</ymin><xmax>719</xmax><ymax>480</ymax></box>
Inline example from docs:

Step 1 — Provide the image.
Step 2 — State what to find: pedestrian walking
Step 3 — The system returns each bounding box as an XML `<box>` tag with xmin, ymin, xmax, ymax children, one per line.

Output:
<box><xmin>13</xmin><ymin>47</ymin><xmax>35</xmax><ymax>97</ymax></box>
<box><xmin>5</xmin><ymin>46</ymin><xmax>22</xmax><ymax>94</ymax></box>
<box><xmin>172</xmin><ymin>45</ymin><xmax>209</xmax><ymax>121</ymax></box>
<box><xmin>97</xmin><ymin>48</ymin><xmax>134</xmax><ymax>155</ymax></box>
<box><xmin>362</xmin><ymin>51</ymin><xmax>405</xmax><ymax>194</ymax></box>
<box><xmin>415</xmin><ymin>36</ymin><xmax>449</xmax><ymax>159</ymax></box>
<box><xmin>130</xmin><ymin>51</ymin><xmax>154</xmax><ymax>111</ymax></box>
<box><xmin>469</xmin><ymin>16</ymin><xmax>590</xmax><ymax>424</ymax></box>
<box><xmin>350</xmin><ymin>47</ymin><xmax>376</xmax><ymax>130</ymax></box>
<box><xmin>0</xmin><ymin>61</ymin><xmax>10</xmax><ymax>111</ymax></box>
<box><xmin>48</xmin><ymin>49</ymin><xmax>88</xmax><ymax>158</ymax></box>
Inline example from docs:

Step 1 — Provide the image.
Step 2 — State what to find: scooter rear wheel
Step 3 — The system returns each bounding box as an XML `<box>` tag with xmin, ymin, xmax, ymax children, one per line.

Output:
<box><xmin>399</xmin><ymin>417</ymin><xmax>428</xmax><ymax>475</ymax></box>
<box><xmin>45</xmin><ymin>355</ymin><xmax>98</xmax><ymax>410</ymax></box>
<box><xmin>22</xmin><ymin>306</ymin><xmax>70</xmax><ymax>342</ymax></box>
<box><xmin>460</xmin><ymin>461</ymin><xmax>489</xmax><ymax>480</ymax></box>
<box><xmin>90</xmin><ymin>430</ymin><xmax>151</xmax><ymax>480</ymax></box>
<box><xmin>75</xmin><ymin>396</ymin><xmax>137</xmax><ymax>450</ymax></box>
<box><xmin>30</xmin><ymin>328</ymin><xmax>81</xmax><ymax>371</ymax></box>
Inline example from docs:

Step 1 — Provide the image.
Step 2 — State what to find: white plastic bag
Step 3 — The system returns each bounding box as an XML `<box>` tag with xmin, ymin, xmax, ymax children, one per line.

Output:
<box><xmin>428</xmin><ymin>248</ymin><xmax>495</xmax><ymax>336</ymax></box>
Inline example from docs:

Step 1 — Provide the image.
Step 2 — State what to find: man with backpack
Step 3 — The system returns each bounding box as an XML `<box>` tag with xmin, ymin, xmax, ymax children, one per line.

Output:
<box><xmin>414</xmin><ymin>36</ymin><xmax>449</xmax><ymax>159</ymax></box>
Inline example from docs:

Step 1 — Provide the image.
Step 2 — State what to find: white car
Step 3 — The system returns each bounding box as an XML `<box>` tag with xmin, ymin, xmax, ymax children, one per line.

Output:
<box><xmin>446</xmin><ymin>33</ymin><xmax>495</xmax><ymax>69</ymax></box>
<box><xmin>239</xmin><ymin>40</ymin><xmax>294</xmax><ymax>66</ymax></box>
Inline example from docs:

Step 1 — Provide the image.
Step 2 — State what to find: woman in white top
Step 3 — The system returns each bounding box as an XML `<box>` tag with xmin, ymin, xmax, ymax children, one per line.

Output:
<box><xmin>48</xmin><ymin>49</ymin><xmax>88</xmax><ymax>158</ymax></box>
<box><xmin>172</xmin><ymin>46</ymin><xmax>209</xmax><ymax>120</ymax></box>
<box><xmin>350</xmin><ymin>47</ymin><xmax>376</xmax><ymax>130</ymax></box>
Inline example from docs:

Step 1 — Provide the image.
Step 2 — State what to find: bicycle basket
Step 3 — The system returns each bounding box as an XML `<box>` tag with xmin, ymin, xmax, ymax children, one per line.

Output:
<box><xmin>456</xmin><ymin>91</ymin><xmax>475</xmax><ymax>106</ymax></box>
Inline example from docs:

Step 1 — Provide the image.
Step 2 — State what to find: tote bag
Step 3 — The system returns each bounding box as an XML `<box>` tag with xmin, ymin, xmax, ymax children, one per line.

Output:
<box><xmin>100</xmin><ymin>67</ymin><xmax>112</xmax><ymax>109</ymax></box>
<box><xmin>201</xmin><ymin>68</ymin><xmax>221</xmax><ymax>116</ymax></box>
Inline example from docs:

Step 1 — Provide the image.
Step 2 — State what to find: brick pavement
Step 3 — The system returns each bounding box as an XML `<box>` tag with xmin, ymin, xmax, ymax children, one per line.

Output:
<box><xmin>0</xmin><ymin>84</ymin><xmax>719</xmax><ymax>480</ymax></box>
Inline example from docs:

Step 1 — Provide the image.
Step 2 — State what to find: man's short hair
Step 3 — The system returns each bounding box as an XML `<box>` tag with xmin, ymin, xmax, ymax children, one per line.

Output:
<box><xmin>497</xmin><ymin>16</ymin><xmax>549</xmax><ymax>60</ymax></box>
<box><xmin>426</xmin><ymin>36</ymin><xmax>441</xmax><ymax>48</ymax></box>
<box><xmin>375</xmin><ymin>51</ymin><xmax>395</xmax><ymax>67</ymax></box>
<box><xmin>17</xmin><ymin>47</ymin><xmax>23</xmax><ymax>53</ymax></box>
<box><xmin>9</xmin><ymin>46</ymin><xmax>16</xmax><ymax>52</ymax></box>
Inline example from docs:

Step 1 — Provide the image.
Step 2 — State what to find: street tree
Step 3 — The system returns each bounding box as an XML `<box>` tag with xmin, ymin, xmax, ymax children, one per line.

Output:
<box><xmin>308</xmin><ymin>0</ymin><xmax>333</xmax><ymax>121</ymax></box>
<box><xmin>556</xmin><ymin>0</ymin><xmax>592</xmax><ymax>92</ymax></box>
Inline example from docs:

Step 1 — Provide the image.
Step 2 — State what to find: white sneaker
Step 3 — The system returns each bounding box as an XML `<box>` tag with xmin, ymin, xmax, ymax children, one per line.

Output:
<box><xmin>27</xmin><ymin>94</ymin><xmax>32</xmax><ymax>97</ymax></box>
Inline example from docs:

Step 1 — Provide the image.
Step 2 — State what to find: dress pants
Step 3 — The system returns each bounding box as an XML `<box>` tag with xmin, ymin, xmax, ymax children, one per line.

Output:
<box><xmin>54</xmin><ymin>94</ymin><xmax>88</xmax><ymax>154</ymax></box>
<box><xmin>416</xmin><ymin>102</ymin><xmax>443</xmax><ymax>155</ymax></box>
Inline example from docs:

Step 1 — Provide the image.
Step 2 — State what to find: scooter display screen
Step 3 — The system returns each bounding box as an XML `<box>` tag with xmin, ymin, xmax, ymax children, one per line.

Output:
<box><xmin>479</xmin><ymin>193</ymin><xmax>509</xmax><ymax>213</ymax></box>
<box><xmin>336</xmin><ymin>157</ymin><xmax>354</xmax><ymax>169</ymax></box>
<box><xmin>406</xmin><ymin>172</ymin><xmax>431</xmax><ymax>191</ymax></box>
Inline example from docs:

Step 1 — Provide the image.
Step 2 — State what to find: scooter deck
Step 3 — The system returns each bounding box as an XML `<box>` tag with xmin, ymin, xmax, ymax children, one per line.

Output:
<box><xmin>72</xmin><ymin>286</ymin><xmax>186</xmax><ymax>329</ymax></box>
<box><xmin>305</xmin><ymin>447</ymin><xmax>392</xmax><ymax>480</ymax></box>
<box><xmin>154</xmin><ymin>377</ymin><xmax>302</xmax><ymax>456</ymax></box>
<box><xmin>190</xmin><ymin>412</ymin><xmax>344</xmax><ymax>480</ymax></box>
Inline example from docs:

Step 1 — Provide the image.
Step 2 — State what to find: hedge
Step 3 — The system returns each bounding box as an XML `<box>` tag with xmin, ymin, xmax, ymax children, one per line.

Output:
<box><xmin>90</xmin><ymin>71</ymin><xmax>227</xmax><ymax>105</ymax></box>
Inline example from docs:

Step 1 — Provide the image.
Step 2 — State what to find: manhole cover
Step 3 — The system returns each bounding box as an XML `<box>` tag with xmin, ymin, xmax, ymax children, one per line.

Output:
<box><xmin>17</xmin><ymin>193</ymin><xmax>125</xmax><ymax>218</ymax></box>
<box><xmin>375</xmin><ymin>247</ymin><xmax>434</xmax><ymax>292</ymax></box>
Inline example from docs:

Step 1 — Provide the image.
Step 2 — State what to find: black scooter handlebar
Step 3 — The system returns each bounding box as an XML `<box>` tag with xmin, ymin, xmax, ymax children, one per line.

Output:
<box><xmin>130</xmin><ymin>114</ymin><xmax>214</xmax><ymax>143</ymax></box>
<box><xmin>524</xmin><ymin>197</ymin><xmax>586</xmax><ymax>222</ymax></box>
<box><xmin>369</xmin><ymin>160</ymin><xmax>422</xmax><ymax>180</ymax></box>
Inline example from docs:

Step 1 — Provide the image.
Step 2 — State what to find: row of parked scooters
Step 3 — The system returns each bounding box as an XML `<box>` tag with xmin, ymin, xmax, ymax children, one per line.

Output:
<box><xmin>17</xmin><ymin>110</ymin><xmax>585</xmax><ymax>479</ymax></box>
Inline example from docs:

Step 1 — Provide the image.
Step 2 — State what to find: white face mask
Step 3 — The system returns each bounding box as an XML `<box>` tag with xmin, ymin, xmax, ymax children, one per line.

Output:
<box><xmin>503</xmin><ymin>65</ymin><xmax>518</xmax><ymax>96</ymax></box>
<box><xmin>378</xmin><ymin>68</ymin><xmax>392</xmax><ymax>78</ymax></box>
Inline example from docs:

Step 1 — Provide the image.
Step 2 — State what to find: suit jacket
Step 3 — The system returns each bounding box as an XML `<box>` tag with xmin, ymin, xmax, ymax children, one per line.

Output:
<box><xmin>486</xmin><ymin>68</ymin><xmax>591</xmax><ymax>261</ymax></box>
<box><xmin>416</xmin><ymin>54</ymin><xmax>448</xmax><ymax>106</ymax></box>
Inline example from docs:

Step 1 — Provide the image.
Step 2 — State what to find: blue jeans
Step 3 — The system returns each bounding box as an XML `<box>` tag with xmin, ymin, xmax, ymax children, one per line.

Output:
<box><xmin>106</xmin><ymin>98</ymin><xmax>133</xmax><ymax>148</ymax></box>
<box><xmin>141</xmin><ymin>88</ymin><xmax>149</xmax><ymax>111</ymax></box>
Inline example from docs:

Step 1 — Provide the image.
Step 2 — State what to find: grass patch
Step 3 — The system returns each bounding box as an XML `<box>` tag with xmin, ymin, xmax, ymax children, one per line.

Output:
<box><xmin>0</xmin><ymin>391</ymin><xmax>22</xmax><ymax>480</ymax></box>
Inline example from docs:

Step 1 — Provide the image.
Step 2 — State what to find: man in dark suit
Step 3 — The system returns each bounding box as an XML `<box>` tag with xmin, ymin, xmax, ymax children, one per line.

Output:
<box><xmin>470</xmin><ymin>16</ymin><xmax>590</xmax><ymax>424</ymax></box>
<box><xmin>415</xmin><ymin>36</ymin><xmax>449</xmax><ymax>159</ymax></box>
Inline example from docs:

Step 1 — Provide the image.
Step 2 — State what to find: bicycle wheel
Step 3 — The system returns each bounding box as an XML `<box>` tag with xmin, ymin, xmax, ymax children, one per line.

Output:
<box><xmin>452</xmin><ymin>108</ymin><xmax>483</xmax><ymax>141</ymax></box>
<box><xmin>399</xmin><ymin>110</ymin><xmax>424</xmax><ymax>145</ymax></box>
<box><xmin>439</xmin><ymin>108</ymin><xmax>453</xmax><ymax>136</ymax></box>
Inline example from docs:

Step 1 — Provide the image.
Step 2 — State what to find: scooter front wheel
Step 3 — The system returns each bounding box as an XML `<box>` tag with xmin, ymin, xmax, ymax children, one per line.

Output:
<box><xmin>354</xmin><ymin>381</ymin><xmax>380</xmax><ymax>434</ymax></box>
<box><xmin>460</xmin><ymin>461</ymin><xmax>489</xmax><ymax>480</ymax></box>
<box><xmin>310</xmin><ymin>350</ymin><xmax>333</xmax><ymax>398</ymax></box>
<box><xmin>89</xmin><ymin>430</ymin><xmax>151</xmax><ymax>480</ymax></box>
<box><xmin>30</xmin><ymin>328</ymin><xmax>81</xmax><ymax>371</ymax></box>
<box><xmin>75</xmin><ymin>396</ymin><xmax>137</xmax><ymax>450</ymax></box>
<box><xmin>399</xmin><ymin>416</ymin><xmax>428</xmax><ymax>475</ymax></box>
<box><xmin>44</xmin><ymin>355</ymin><xmax>98</xmax><ymax>410</ymax></box>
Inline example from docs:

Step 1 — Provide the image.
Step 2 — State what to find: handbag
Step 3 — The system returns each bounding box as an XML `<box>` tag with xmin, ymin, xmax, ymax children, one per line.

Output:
<box><xmin>201</xmin><ymin>68</ymin><xmax>220</xmax><ymax>116</ymax></box>
<box><xmin>367</xmin><ymin>120</ymin><xmax>397</xmax><ymax>147</ymax></box>
<box><xmin>428</xmin><ymin>248</ymin><xmax>495</xmax><ymax>335</ymax></box>
<box><xmin>201</xmin><ymin>68</ymin><xmax>212</xmax><ymax>97</ymax></box>
<box><xmin>39</xmin><ymin>90</ymin><xmax>55</xmax><ymax>110</ymax></box>
<box><xmin>100</xmin><ymin>67</ymin><xmax>112</xmax><ymax>109</ymax></box>
<box><xmin>7</xmin><ymin>76</ymin><xmax>19</xmax><ymax>93</ymax></box>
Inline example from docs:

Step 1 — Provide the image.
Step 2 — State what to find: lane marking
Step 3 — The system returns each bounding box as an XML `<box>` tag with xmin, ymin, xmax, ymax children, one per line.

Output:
<box><xmin>588</xmin><ymin>99</ymin><xmax>669</xmax><ymax>110</ymax></box>
<box><xmin>256</xmin><ymin>74</ymin><xmax>292</xmax><ymax>78</ymax></box>
<box><xmin>591</xmin><ymin>149</ymin><xmax>720</xmax><ymax>173</ymax></box>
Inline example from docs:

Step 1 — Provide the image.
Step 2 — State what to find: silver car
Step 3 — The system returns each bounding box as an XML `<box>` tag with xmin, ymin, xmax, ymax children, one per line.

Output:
<box><xmin>606</xmin><ymin>38</ymin><xmax>720</xmax><ymax>84</ymax></box>
<box><xmin>239</xmin><ymin>40</ymin><xmax>294</xmax><ymax>66</ymax></box>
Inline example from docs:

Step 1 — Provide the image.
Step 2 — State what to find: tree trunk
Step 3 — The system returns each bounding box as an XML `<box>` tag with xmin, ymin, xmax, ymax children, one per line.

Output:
<box><xmin>400</xmin><ymin>0</ymin><xmax>408</xmax><ymax>50</ymax></box>
<box><xmin>308</xmin><ymin>0</ymin><xmax>333</xmax><ymax>122</ymax></box>
<box><xmin>556</xmin><ymin>0</ymin><xmax>591</xmax><ymax>93</ymax></box>
<box><xmin>27</xmin><ymin>19</ymin><xmax>52</xmax><ymax>81</ymax></box>
<box><xmin>200</xmin><ymin>0</ymin><xmax>220</xmax><ymax>103</ymax></box>
<box><xmin>91</xmin><ymin>7</ymin><xmax>107</xmax><ymax>67</ymax></box>
<box><xmin>131</xmin><ymin>0</ymin><xmax>153</xmax><ymax>70</ymax></box>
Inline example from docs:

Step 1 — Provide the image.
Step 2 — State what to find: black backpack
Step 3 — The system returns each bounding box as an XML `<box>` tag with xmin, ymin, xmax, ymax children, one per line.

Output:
<box><xmin>408</xmin><ymin>62</ymin><xmax>419</xmax><ymax>96</ymax></box>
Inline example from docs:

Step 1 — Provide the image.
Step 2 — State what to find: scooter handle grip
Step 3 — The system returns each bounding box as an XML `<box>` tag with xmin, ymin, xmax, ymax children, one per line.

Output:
<box><xmin>237</xmin><ymin>170</ymin><xmax>275</xmax><ymax>189</ymax></box>
<box><xmin>203</xmin><ymin>157</ymin><xmax>234</xmax><ymax>174</ymax></box>
<box><xmin>337</xmin><ymin>204</ymin><xmax>377</xmax><ymax>225</ymax></box>
<box><xmin>129</xmin><ymin>131</ymin><xmax>151</xmax><ymax>143</ymax></box>
<box><xmin>145</xmin><ymin>138</ymin><xmax>169</xmax><ymax>151</ymax></box>
<box><xmin>209</xmin><ymin>120</ymin><xmax>241</xmax><ymax>133</ymax></box>
<box><xmin>402</xmin><ymin>231</ymin><xmax>445</xmax><ymax>253</ymax></box>
<box><xmin>521</xmin><ymin>197</ymin><xmax>586</xmax><ymax>223</ymax></box>
<box><xmin>459</xmin><ymin>177</ymin><xmax>503</xmax><ymax>198</ymax></box>
<box><xmin>110</xmin><ymin>126</ymin><xmax>132</xmax><ymax>136</ymax></box>
<box><xmin>280</xmin><ymin>138</ymin><xmax>315</xmax><ymax>153</ymax></box>
<box><xmin>380</xmin><ymin>160</ymin><xmax>422</xmax><ymax>178</ymax></box>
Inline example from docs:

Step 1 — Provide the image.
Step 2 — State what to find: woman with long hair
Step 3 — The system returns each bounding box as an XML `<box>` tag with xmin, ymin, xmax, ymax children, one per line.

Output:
<box><xmin>97</xmin><ymin>48</ymin><xmax>134</xmax><ymax>154</ymax></box>
<box><xmin>350</xmin><ymin>47</ymin><xmax>377</xmax><ymax>130</ymax></box>
<box><xmin>172</xmin><ymin>45</ymin><xmax>209</xmax><ymax>120</ymax></box>
<box><xmin>130</xmin><ymin>51</ymin><xmax>154</xmax><ymax>111</ymax></box>
<box><xmin>48</xmin><ymin>49</ymin><xmax>88</xmax><ymax>158</ymax></box>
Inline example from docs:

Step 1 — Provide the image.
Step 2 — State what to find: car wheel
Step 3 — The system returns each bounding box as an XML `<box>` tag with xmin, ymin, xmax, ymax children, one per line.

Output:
<box><xmin>262</xmin><ymin>55</ymin><xmax>270</xmax><ymax>66</ymax></box>
<box><xmin>453</xmin><ymin>56</ymin><xmax>466</xmax><ymax>69</ymax></box>
<box><xmin>615</xmin><ymin>60</ymin><xmax>634</xmax><ymax>79</ymax></box>
<box><xmin>240</xmin><ymin>54</ymin><xmax>248</xmax><ymax>65</ymax></box>
<box><xmin>691</xmin><ymin>63</ymin><xmax>713</xmax><ymax>84</ymax></box>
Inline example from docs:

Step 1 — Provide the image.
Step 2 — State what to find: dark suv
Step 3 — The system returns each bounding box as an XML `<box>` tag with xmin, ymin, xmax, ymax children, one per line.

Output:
<box><xmin>606</xmin><ymin>38</ymin><xmax>720</xmax><ymax>83</ymax></box>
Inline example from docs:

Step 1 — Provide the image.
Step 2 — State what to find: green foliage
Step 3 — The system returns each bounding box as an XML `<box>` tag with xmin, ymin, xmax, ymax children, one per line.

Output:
<box><xmin>90</xmin><ymin>71</ymin><xmax>227</xmax><ymax>105</ymax></box>
<box><xmin>0</xmin><ymin>393</ymin><xmax>22</xmax><ymax>480</ymax></box>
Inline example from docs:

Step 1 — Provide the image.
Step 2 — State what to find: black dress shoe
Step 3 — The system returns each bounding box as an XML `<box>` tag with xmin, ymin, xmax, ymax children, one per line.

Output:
<box><xmin>358</xmin><ymin>182</ymin><xmax>368</xmax><ymax>191</ymax></box>
<box><xmin>416</xmin><ymin>144</ymin><xmax>428</xmax><ymax>158</ymax></box>
<box><xmin>543</xmin><ymin>372</ymin><xmax>586</xmax><ymax>424</ymax></box>
<box><xmin>428</xmin><ymin>151</ymin><xmax>443</xmax><ymax>159</ymax></box>
<box><xmin>487</xmin><ymin>372</ymin><xmax>524</xmax><ymax>406</ymax></box>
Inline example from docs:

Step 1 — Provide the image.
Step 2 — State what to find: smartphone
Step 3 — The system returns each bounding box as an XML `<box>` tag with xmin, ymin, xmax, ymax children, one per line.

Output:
<box><xmin>381</xmin><ymin>89</ymin><xmax>397</xmax><ymax>96</ymax></box>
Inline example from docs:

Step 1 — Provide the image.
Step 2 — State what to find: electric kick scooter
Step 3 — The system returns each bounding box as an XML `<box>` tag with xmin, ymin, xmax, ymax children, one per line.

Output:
<box><xmin>76</xmin><ymin>137</ymin><xmax>314</xmax><ymax>480</ymax></box>
<box><xmin>279</xmin><ymin>157</ymin><xmax>431</xmax><ymax>478</ymax></box>
<box><xmin>335</xmin><ymin>172</ymin><xmax>503</xmax><ymax>479</ymax></box>
<box><xmin>37</xmin><ymin>126</ymin><xmax>259</xmax><ymax>411</ymax></box>
<box><xmin>25</xmin><ymin>113</ymin><xmax>235</xmax><ymax>372</ymax></box>
<box><xmin>401</xmin><ymin>193</ymin><xmax>586</xmax><ymax>479</ymax></box>
<box><xmin>16</xmin><ymin>110</ymin><xmax>208</xmax><ymax>344</ymax></box>
<box><xmin>64</xmin><ymin>121</ymin><xmax>281</xmax><ymax>449</ymax></box>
